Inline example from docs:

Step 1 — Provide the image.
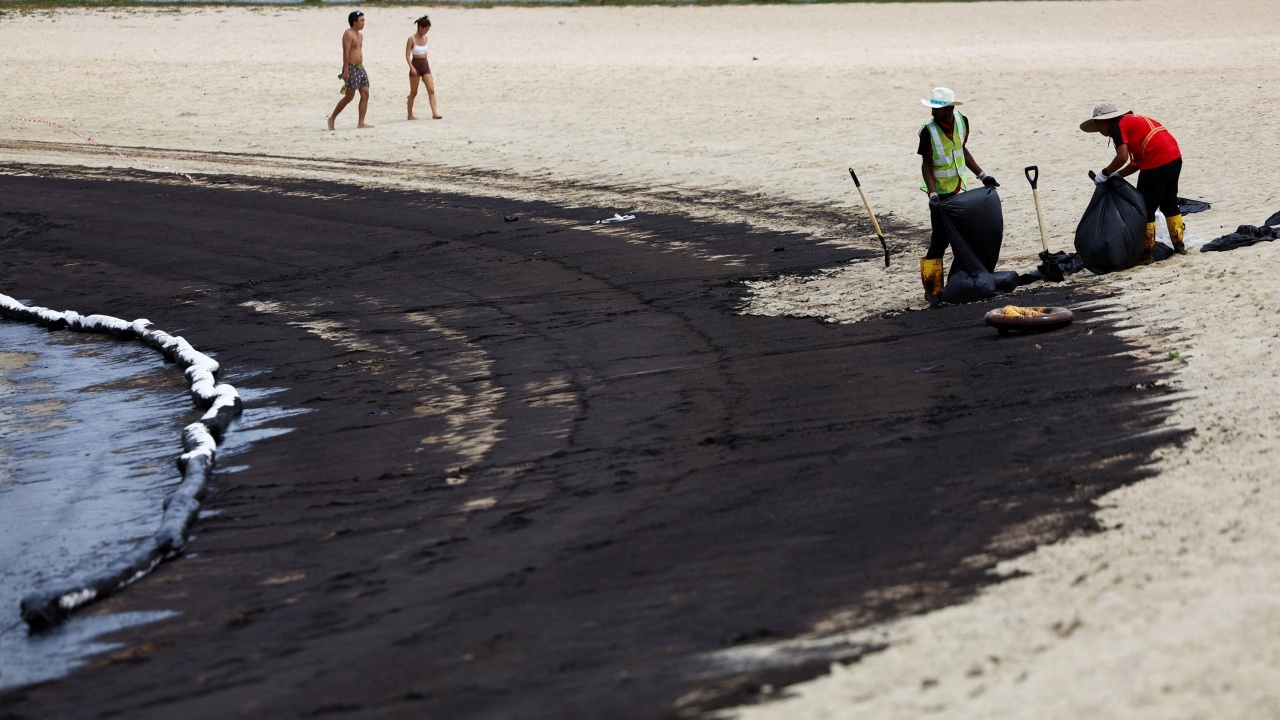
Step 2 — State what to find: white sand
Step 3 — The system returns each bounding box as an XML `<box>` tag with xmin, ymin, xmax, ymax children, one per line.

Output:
<box><xmin>4</xmin><ymin>1</ymin><xmax>1280</xmax><ymax>715</ymax></box>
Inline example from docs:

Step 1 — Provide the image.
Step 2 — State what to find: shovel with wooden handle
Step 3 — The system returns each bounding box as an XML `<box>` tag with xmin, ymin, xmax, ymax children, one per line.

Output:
<box><xmin>848</xmin><ymin>167</ymin><xmax>891</xmax><ymax>267</ymax></box>
<box><xmin>1025</xmin><ymin>165</ymin><xmax>1065</xmax><ymax>282</ymax></box>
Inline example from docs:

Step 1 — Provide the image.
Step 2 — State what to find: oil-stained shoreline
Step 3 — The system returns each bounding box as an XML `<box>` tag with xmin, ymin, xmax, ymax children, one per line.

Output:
<box><xmin>0</xmin><ymin>168</ymin><xmax>1181</xmax><ymax>719</ymax></box>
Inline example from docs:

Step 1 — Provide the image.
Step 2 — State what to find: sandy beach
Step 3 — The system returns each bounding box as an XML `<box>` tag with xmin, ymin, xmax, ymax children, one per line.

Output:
<box><xmin>2</xmin><ymin>1</ymin><xmax>1280</xmax><ymax>717</ymax></box>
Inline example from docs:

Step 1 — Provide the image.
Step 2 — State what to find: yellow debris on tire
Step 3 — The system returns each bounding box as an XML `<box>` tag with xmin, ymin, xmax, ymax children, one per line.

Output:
<box><xmin>999</xmin><ymin>305</ymin><xmax>1046</xmax><ymax>318</ymax></box>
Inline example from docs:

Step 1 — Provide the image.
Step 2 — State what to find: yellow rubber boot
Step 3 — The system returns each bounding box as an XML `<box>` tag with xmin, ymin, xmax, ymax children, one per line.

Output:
<box><xmin>1167</xmin><ymin>213</ymin><xmax>1187</xmax><ymax>255</ymax></box>
<box><xmin>1137</xmin><ymin>222</ymin><xmax>1156</xmax><ymax>265</ymax></box>
<box><xmin>920</xmin><ymin>257</ymin><xmax>944</xmax><ymax>305</ymax></box>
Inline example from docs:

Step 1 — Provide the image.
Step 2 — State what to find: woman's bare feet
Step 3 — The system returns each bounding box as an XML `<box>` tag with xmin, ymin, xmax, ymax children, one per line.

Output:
<box><xmin>433</xmin><ymin>115</ymin><xmax>443</xmax><ymax>120</ymax></box>
<box><xmin>358</xmin><ymin>123</ymin><xmax>375</xmax><ymax>129</ymax></box>
<box><xmin>408</xmin><ymin>114</ymin><xmax>420</xmax><ymax>120</ymax></box>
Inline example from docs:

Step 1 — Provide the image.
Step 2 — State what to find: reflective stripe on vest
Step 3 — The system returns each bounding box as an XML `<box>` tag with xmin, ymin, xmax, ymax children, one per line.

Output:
<box><xmin>1133</xmin><ymin>116</ymin><xmax>1167</xmax><ymax>166</ymax></box>
<box><xmin>920</xmin><ymin>114</ymin><xmax>967</xmax><ymax>194</ymax></box>
<box><xmin>1118</xmin><ymin>114</ymin><xmax>1180</xmax><ymax>170</ymax></box>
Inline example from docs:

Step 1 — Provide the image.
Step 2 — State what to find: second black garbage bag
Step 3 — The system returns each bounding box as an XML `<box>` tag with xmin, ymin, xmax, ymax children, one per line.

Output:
<box><xmin>930</xmin><ymin>185</ymin><xmax>1019</xmax><ymax>304</ymax></box>
<box><xmin>1075</xmin><ymin>175</ymin><xmax>1147</xmax><ymax>273</ymax></box>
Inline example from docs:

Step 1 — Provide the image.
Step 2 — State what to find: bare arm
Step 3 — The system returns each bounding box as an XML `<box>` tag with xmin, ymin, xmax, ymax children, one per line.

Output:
<box><xmin>963</xmin><ymin>147</ymin><xmax>985</xmax><ymax>178</ymax></box>
<box><xmin>1107</xmin><ymin>144</ymin><xmax>1135</xmax><ymax>177</ymax></box>
<box><xmin>406</xmin><ymin>36</ymin><xmax>418</xmax><ymax>74</ymax></box>
<box><xmin>341</xmin><ymin>31</ymin><xmax>354</xmax><ymax>78</ymax></box>
<box><xmin>921</xmin><ymin>158</ymin><xmax>938</xmax><ymax>195</ymax></box>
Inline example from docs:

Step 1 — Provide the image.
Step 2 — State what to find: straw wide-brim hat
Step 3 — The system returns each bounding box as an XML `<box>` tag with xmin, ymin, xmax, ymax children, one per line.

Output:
<box><xmin>1080</xmin><ymin>102</ymin><xmax>1131</xmax><ymax>132</ymax></box>
<box><xmin>921</xmin><ymin>88</ymin><xmax>963</xmax><ymax>108</ymax></box>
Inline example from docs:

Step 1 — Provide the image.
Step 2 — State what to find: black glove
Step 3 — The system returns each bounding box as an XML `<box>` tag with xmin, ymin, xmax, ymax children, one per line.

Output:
<box><xmin>980</xmin><ymin>173</ymin><xmax>1000</xmax><ymax>188</ymax></box>
<box><xmin>928</xmin><ymin>192</ymin><xmax>942</xmax><ymax>208</ymax></box>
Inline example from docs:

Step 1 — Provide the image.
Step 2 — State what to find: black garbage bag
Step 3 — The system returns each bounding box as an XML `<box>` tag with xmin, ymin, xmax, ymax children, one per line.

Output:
<box><xmin>931</xmin><ymin>186</ymin><xmax>1019</xmax><ymax>304</ymax></box>
<box><xmin>1018</xmin><ymin>250</ymin><xmax>1086</xmax><ymax>285</ymax></box>
<box><xmin>1202</xmin><ymin>223</ymin><xmax>1280</xmax><ymax>252</ymax></box>
<box><xmin>1075</xmin><ymin>176</ymin><xmax>1147</xmax><ymax>273</ymax></box>
<box><xmin>1177</xmin><ymin>197</ymin><xmax>1212</xmax><ymax>215</ymax></box>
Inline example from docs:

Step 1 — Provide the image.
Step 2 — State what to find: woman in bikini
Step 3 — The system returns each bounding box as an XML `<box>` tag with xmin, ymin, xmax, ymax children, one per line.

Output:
<box><xmin>405</xmin><ymin>16</ymin><xmax>442</xmax><ymax>120</ymax></box>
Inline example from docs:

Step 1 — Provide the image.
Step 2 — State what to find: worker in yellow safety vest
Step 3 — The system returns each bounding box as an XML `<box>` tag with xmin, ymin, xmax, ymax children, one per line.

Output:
<box><xmin>918</xmin><ymin>87</ymin><xmax>999</xmax><ymax>305</ymax></box>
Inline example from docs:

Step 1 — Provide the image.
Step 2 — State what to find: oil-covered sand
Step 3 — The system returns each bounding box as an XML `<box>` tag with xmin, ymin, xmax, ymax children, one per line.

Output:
<box><xmin>0</xmin><ymin>171</ymin><xmax>1177</xmax><ymax>718</ymax></box>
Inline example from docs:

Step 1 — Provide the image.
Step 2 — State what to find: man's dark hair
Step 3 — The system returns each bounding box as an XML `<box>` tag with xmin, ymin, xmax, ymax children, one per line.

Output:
<box><xmin>348</xmin><ymin>10</ymin><xmax>364</xmax><ymax>27</ymax></box>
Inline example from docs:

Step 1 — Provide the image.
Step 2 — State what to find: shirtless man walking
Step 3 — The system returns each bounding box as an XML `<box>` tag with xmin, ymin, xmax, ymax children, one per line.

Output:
<box><xmin>328</xmin><ymin>11</ymin><xmax>373</xmax><ymax>131</ymax></box>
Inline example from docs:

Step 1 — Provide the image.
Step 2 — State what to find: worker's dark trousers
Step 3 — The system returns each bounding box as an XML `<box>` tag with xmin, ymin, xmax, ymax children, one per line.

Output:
<box><xmin>925</xmin><ymin>190</ymin><xmax>960</xmax><ymax>259</ymax></box>
<box><xmin>1136</xmin><ymin>158</ymin><xmax>1182</xmax><ymax>222</ymax></box>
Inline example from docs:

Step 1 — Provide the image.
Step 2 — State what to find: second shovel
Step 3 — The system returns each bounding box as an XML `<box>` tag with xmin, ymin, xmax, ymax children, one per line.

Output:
<box><xmin>1025</xmin><ymin>165</ymin><xmax>1064</xmax><ymax>282</ymax></box>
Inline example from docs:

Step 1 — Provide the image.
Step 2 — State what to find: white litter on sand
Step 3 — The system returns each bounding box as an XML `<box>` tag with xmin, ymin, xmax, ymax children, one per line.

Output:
<box><xmin>595</xmin><ymin>213</ymin><xmax>636</xmax><ymax>225</ymax></box>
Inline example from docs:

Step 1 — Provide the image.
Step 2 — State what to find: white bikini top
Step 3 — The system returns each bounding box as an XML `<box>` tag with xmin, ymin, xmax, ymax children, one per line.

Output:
<box><xmin>411</xmin><ymin>37</ymin><xmax>428</xmax><ymax>56</ymax></box>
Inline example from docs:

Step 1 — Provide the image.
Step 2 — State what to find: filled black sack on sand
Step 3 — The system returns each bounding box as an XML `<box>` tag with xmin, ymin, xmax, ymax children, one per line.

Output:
<box><xmin>932</xmin><ymin>186</ymin><xmax>1019</xmax><ymax>304</ymax></box>
<box><xmin>1075</xmin><ymin>175</ymin><xmax>1147</xmax><ymax>273</ymax></box>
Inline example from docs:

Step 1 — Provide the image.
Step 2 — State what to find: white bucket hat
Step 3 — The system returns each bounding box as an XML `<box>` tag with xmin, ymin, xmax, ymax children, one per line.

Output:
<box><xmin>921</xmin><ymin>88</ymin><xmax>963</xmax><ymax>108</ymax></box>
<box><xmin>1080</xmin><ymin>101</ymin><xmax>1131</xmax><ymax>132</ymax></box>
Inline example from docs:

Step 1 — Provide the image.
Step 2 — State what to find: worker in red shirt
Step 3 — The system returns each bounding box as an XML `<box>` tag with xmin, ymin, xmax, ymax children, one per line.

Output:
<box><xmin>1080</xmin><ymin>102</ymin><xmax>1184</xmax><ymax>263</ymax></box>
